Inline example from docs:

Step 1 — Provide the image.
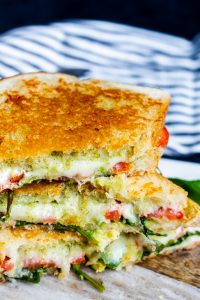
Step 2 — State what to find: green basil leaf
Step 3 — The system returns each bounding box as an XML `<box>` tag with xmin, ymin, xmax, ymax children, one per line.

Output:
<box><xmin>53</xmin><ymin>223</ymin><xmax>96</xmax><ymax>241</ymax></box>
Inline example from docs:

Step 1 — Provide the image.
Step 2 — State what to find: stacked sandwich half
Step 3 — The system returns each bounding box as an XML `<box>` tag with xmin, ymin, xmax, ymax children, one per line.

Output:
<box><xmin>0</xmin><ymin>73</ymin><xmax>199</xmax><ymax>287</ymax></box>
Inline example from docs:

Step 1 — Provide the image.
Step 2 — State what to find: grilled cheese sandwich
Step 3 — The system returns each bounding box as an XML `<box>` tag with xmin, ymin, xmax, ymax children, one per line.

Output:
<box><xmin>0</xmin><ymin>73</ymin><xmax>199</xmax><ymax>290</ymax></box>
<box><xmin>0</xmin><ymin>73</ymin><xmax>170</xmax><ymax>191</ymax></box>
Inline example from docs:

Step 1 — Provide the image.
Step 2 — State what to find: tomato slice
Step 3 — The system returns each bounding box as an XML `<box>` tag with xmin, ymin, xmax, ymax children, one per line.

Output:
<box><xmin>147</xmin><ymin>207</ymin><xmax>183</xmax><ymax>220</ymax></box>
<box><xmin>112</xmin><ymin>162</ymin><xmax>131</xmax><ymax>174</ymax></box>
<box><xmin>71</xmin><ymin>255</ymin><xmax>86</xmax><ymax>265</ymax></box>
<box><xmin>10</xmin><ymin>173</ymin><xmax>24</xmax><ymax>183</ymax></box>
<box><xmin>105</xmin><ymin>210</ymin><xmax>121</xmax><ymax>222</ymax></box>
<box><xmin>158</xmin><ymin>127</ymin><xmax>169</xmax><ymax>148</ymax></box>
<box><xmin>0</xmin><ymin>256</ymin><xmax>14</xmax><ymax>272</ymax></box>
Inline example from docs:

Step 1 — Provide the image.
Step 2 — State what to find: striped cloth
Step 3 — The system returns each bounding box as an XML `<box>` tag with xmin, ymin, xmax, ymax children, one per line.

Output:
<box><xmin>0</xmin><ymin>19</ymin><xmax>199</xmax><ymax>158</ymax></box>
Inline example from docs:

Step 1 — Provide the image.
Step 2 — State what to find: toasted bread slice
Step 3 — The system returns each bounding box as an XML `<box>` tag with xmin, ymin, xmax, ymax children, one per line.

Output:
<box><xmin>183</xmin><ymin>198</ymin><xmax>200</xmax><ymax>226</ymax></box>
<box><xmin>92</xmin><ymin>173</ymin><xmax>188</xmax><ymax>214</ymax></box>
<box><xmin>0</xmin><ymin>73</ymin><xmax>170</xmax><ymax>191</ymax></box>
<box><xmin>0</xmin><ymin>225</ymin><xmax>85</xmax><ymax>280</ymax></box>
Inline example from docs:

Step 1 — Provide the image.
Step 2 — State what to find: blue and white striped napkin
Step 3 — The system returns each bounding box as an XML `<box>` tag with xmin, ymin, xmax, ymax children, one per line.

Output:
<box><xmin>0</xmin><ymin>19</ymin><xmax>199</xmax><ymax>158</ymax></box>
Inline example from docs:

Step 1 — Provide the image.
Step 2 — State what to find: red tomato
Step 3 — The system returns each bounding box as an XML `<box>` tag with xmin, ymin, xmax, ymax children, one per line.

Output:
<box><xmin>112</xmin><ymin>162</ymin><xmax>131</xmax><ymax>174</ymax></box>
<box><xmin>105</xmin><ymin>210</ymin><xmax>121</xmax><ymax>222</ymax></box>
<box><xmin>147</xmin><ymin>207</ymin><xmax>183</xmax><ymax>220</ymax></box>
<box><xmin>176</xmin><ymin>211</ymin><xmax>184</xmax><ymax>219</ymax></box>
<box><xmin>158</xmin><ymin>127</ymin><xmax>169</xmax><ymax>148</ymax></box>
<box><xmin>71</xmin><ymin>256</ymin><xmax>86</xmax><ymax>265</ymax></box>
<box><xmin>10</xmin><ymin>173</ymin><xmax>24</xmax><ymax>183</ymax></box>
<box><xmin>0</xmin><ymin>257</ymin><xmax>14</xmax><ymax>272</ymax></box>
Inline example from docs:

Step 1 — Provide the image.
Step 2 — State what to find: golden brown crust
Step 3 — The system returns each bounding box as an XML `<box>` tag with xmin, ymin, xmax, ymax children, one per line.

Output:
<box><xmin>184</xmin><ymin>198</ymin><xmax>200</xmax><ymax>224</ymax></box>
<box><xmin>14</xmin><ymin>181</ymin><xmax>65</xmax><ymax>197</ymax></box>
<box><xmin>92</xmin><ymin>172</ymin><xmax>188</xmax><ymax>210</ymax></box>
<box><xmin>0</xmin><ymin>225</ymin><xmax>82</xmax><ymax>242</ymax></box>
<box><xmin>0</xmin><ymin>226</ymin><xmax>83</xmax><ymax>264</ymax></box>
<box><xmin>0</xmin><ymin>73</ymin><xmax>170</xmax><ymax>160</ymax></box>
<box><xmin>127</xmin><ymin>173</ymin><xmax>188</xmax><ymax>199</ymax></box>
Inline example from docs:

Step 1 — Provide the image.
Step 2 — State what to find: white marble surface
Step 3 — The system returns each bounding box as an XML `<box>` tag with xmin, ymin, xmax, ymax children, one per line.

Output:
<box><xmin>0</xmin><ymin>266</ymin><xmax>199</xmax><ymax>300</ymax></box>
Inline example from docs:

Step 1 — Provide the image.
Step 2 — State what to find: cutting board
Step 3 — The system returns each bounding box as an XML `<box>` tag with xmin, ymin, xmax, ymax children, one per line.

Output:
<box><xmin>140</xmin><ymin>246</ymin><xmax>200</xmax><ymax>288</ymax></box>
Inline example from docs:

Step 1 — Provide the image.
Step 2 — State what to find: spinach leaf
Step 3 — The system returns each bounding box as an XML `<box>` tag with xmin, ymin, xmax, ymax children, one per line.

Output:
<box><xmin>16</xmin><ymin>268</ymin><xmax>48</xmax><ymax>283</ymax></box>
<box><xmin>123</xmin><ymin>218</ymin><xmax>137</xmax><ymax>227</ymax></box>
<box><xmin>0</xmin><ymin>213</ymin><xmax>5</xmax><ymax>222</ymax></box>
<box><xmin>155</xmin><ymin>231</ymin><xmax>200</xmax><ymax>255</ymax></box>
<box><xmin>142</xmin><ymin>248</ymin><xmax>152</xmax><ymax>258</ymax></box>
<box><xmin>72</xmin><ymin>264</ymin><xmax>105</xmax><ymax>293</ymax></box>
<box><xmin>140</xmin><ymin>217</ymin><xmax>167</xmax><ymax>237</ymax></box>
<box><xmin>14</xmin><ymin>221</ymin><xmax>96</xmax><ymax>241</ymax></box>
<box><xmin>144</xmin><ymin>228</ymin><xmax>167</xmax><ymax>237</ymax></box>
<box><xmin>15</xmin><ymin>220</ymin><xmax>30</xmax><ymax>227</ymax></box>
<box><xmin>53</xmin><ymin>223</ymin><xmax>96</xmax><ymax>241</ymax></box>
<box><xmin>169</xmin><ymin>178</ymin><xmax>200</xmax><ymax>205</ymax></box>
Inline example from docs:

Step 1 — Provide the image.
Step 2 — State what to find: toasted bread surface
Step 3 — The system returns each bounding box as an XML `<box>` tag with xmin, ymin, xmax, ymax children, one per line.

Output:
<box><xmin>92</xmin><ymin>173</ymin><xmax>188</xmax><ymax>209</ymax></box>
<box><xmin>125</xmin><ymin>173</ymin><xmax>187</xmax><ymax>200</ymax></box>
<box><xmin>0</xmin><ymin>225</ymin><xmax>82</xmax><ymax>245</ymax></box>
<box><xmin>184</xmin><ymin>198</ymin><xmax>200</xmax><ymax>224</ymax></box>
<box><xmin>0</xmin><ymin>73</ymin><xmax>170</xmax><ymax>160</ymax></box>
<box><xmin>14</xmin><ymin>181</ymin><xmax>65</xmax><ymax>197</ymax></box>
<box><xmin>5</xmin><ymin>173</ymin><xmax>187</xmax><ymax>205</ymax></box>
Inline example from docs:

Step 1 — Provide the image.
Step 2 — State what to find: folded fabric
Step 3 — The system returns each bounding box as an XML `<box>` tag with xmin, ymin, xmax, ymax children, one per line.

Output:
<box><xmin>0</xmin><ymin>19</ymin><xmax>199</xmax><ymax>157</ymax></box>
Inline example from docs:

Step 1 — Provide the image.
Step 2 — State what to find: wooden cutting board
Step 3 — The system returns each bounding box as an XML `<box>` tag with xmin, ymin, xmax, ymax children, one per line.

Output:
<box><xmin>140</xmin><ymin>246</ymin><xmax>200</xmax><ymax>288</ymax></box>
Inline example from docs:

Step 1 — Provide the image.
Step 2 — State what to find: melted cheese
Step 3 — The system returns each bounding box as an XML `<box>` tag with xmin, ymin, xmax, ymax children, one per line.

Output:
<box><xmin>90</xmin><ymin>234</ymin><xmax>143</xmax><ymax>271</ymax></box>
<box><xmin>0</xmin><ymin>228</ymin><xmax>84</xmax><ymax>279</ymax></box>
<box><xmin>6</xmin><ymin>190</ymin><xmax>137</xmax><ymax>229</ymax></box>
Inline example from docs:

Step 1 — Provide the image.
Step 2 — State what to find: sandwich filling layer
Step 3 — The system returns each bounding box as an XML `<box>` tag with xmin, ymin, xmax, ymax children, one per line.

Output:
<box><xmin>0</xmin><ymin>177</ymin><xmax>187</xmax><ymax>226</ymax></box>
<box><xmin>0</xmin><ymin>147</ymin><xmax>162</xmax><ymax>192</ymax></box>
<box><xmin>0</xmin><ymin>227</ymin><xmax>199</xmax><ymax>282</ymax></box>
<box><xmin>0</xmin><ymin>175</ymin><xmax>195</xmax><ymax>254</ymax></box>
<box><xmin>88</xmin><ymin>230</ymin><xmax>200</xmax><ymax>272</ymax></box>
